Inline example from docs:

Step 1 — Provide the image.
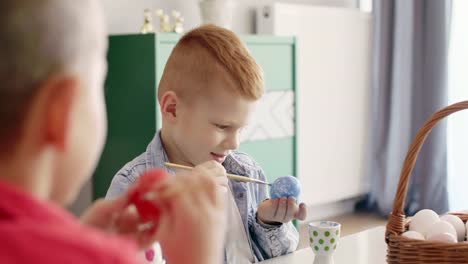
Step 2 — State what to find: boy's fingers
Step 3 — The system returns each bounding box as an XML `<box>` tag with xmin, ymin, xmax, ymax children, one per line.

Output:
<box><xmin>95</xmin><ymin>195</ymin><xmax>128</xmax><ymax>215</ymax></box>
<box><xmin>294</xmin><ymin>202</ymin><xmax>307</xmax><ymax>221</ymax></box>
<box><xmin>197</xmin><ymin>171</ymin><xmax>219</xmax><ymax>206</ymax></box>
<box><xmin>215</xmin><ymin>175</ymin><xmax>228</xmax><ymax>188</ymax></box>
<box><xmin>146</xmin><ymin>174</ymin><xmax>190</xmax><ymax>201</ymax></box>
<box><xmin>156</xmin><ymin>183</ymin><xmax>185</xmax><ymax>200</ymax></box>
<box><xmin>115</xmin><ymin>205</ymin><xmax>141</xmax><ymax>233</ymax></box>
<box><xmin>80</xmin><ymin>195</ymin><xmax>129</xmax><ymax>228</ymax></box>
<box><xmin>285</xmin><ymin>197</ymin><xmax>298</xmax><ymax>221</ymax></box>
<box><xmin>146</xmin><ymin>177</ymin><xmax>174</xmax><ymax>196</ymax></box>
<box><xmin>270</xmin><ymin>198</ymin><xmax>279</xmax><ymax>220</ymax></box>
<box><xmin>216</xmin><ymin>188</ymin><xmax>228</xmax><ymax>215</ymax></box>
<box><xmin>198</xmin><ymin>160</ymin><xmax>222</xmax><ymax>171</ymax></box>
<box><xmin>268</xmin><ymin>199</ymin><xmax>277</xmax><ymax>220</ymax></box>
<box><xmin>195</xmin><ymin>161</ymin><xmax>226</xmax><ymax>178</ymax></box>
<box><xmin>212</xmin><ymin>163</ymin><xmax>227</xmax><ymax>177</ymax></box>
<box><xmin>280</xmin><ymin>197</ymin><xmax>289</xmax><ymax>222</ymax></box>
<box><xmin>140</xmin><ymin>201</ymin><xmax>173</xmax><ymax>248</ymax></box>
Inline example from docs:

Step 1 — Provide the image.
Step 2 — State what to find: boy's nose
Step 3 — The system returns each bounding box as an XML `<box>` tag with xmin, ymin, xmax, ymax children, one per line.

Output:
<box><xmin>223</xmin><ymin>133</ymin><xmax>240</xmax><ymax>150</ymax></box>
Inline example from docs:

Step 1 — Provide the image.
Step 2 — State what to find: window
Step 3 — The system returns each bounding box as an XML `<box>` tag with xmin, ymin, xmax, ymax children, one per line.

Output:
<box><xmin>358</xmin><ymin>0</ymin><xmax>372</xmax><ymax>12</ymax></box>
<box><xmin>447</xmin><ymin>0</ymin><xmax>468</xmax><ymax>210</ymax></box>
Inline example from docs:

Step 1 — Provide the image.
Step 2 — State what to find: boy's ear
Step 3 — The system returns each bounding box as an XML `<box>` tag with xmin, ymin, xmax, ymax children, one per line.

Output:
<box><xmin>160</xmin><ymin>91</ymin><xmax>179</xmax><ymax>122</ymax></box>
<box><xmin>42</xmin><ymin>76</ymin><xmax>78</xmax><ymax>152</ymax></box>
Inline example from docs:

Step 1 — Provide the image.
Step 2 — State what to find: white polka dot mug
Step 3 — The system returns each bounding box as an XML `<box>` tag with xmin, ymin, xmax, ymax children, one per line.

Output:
<box><xmin>308</xmin><ymin>221</ymin><xmax>341</xmax><ymax>264</ymax></box>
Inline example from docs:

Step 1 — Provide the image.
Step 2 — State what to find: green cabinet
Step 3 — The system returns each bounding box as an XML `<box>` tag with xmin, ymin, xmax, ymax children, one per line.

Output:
<box><xmin>93</xmin><ymin>33</ymin><xmax>297</xmax><ymax>199</ymax></box>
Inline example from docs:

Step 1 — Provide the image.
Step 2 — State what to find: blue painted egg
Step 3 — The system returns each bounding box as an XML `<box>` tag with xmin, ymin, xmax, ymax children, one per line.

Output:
<box><xmin>269</xmin><ymin>175</ymin><xmax>301</xmax><ymax>200</ymax></box>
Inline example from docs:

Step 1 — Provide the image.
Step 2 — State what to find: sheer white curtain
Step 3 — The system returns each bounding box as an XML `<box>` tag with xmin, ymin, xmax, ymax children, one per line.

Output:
<box><xmin>448</xmin><ymin>0</ymin><xmax>468</xmax><ymax>211</ymax></box>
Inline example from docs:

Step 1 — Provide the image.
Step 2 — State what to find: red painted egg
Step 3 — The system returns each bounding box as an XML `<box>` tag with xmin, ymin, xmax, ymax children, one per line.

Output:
<box><xmin>128</xmin><ymin>169</ymin><xmax>168</xmax><ymax>223</ymax></box>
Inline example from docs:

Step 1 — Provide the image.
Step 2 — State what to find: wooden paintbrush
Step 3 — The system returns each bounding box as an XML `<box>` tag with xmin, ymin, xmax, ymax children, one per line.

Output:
<box><xmin>164</xmin><ymin>162</ymin><xmax>270</xmax><ymax>185</ymax></box>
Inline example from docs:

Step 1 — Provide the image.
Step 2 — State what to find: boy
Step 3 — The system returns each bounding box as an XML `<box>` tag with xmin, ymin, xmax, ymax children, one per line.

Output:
<box><xmin>107</xmin><ymin>25</ymin><xmax>307</xmax><ymax>262</ymax></box>
<box><xmin>0</xmin><ymin>1</ymin><xmax>227</xmax><ymax>263</ymax></box>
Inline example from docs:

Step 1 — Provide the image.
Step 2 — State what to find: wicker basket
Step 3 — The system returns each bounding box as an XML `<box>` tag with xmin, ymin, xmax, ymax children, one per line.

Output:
<box><xmin>386</xmin><ymin>100</ymin><xmax>468</xmax><ymax>264</ymax></box>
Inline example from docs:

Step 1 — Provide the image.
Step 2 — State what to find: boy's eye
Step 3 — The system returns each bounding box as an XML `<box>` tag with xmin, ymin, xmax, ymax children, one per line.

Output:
<box><xmin>215</xmin><ymin>124</ymin><xmax>229</xmax><ymax>130</ymax></box>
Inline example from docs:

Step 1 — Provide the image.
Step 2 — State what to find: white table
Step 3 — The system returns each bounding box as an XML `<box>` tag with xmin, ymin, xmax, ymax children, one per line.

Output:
<box><xmin>260</xmin><ymin>226</ymin><xmax>386</xmax><ymax>264</ymax></box>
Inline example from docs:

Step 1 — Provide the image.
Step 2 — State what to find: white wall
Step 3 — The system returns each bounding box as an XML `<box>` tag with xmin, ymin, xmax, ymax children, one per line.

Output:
<box><xmin>257</xmin><ymin>3</ymin><xmax>372</xmax><ymax>218</ymax></box>
<box><xmin>448</xmin><ymin>0</ymin><xmax>468</xmax><ymax>211</ymax></box>
<box><xmin>101</xmin><ymin>0</ymin><xmax>357</xmax><ymax>35</ymax></box>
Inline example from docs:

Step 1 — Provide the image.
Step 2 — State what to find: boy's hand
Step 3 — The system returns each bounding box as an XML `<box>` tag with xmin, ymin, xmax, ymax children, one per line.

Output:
<box><xmin>82</xmin><ymin>161</ymin><xmax>228</xmax><ymax>264</ymax></box>
<box><xmin>80</xmin><ymin>194</ymin><xmax>155</xmax><ymax>248</ymax></box>
<box><xmin>193</xmin><ymin>160</ymin><xmax>228</xmax><ymax>187</ymax></box>
<box><xmin>155</xmin><ymin>161</ymin><xmax>227</xmax><ymax>264</ymax></box>
<box><xmin>257</xmin><ymin>198</ymin><xmax>307</xmax><ymax>225</ymax></box>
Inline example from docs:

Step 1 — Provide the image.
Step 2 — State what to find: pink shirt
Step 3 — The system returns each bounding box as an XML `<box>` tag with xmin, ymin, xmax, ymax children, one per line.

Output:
<box><xmin>0</xmin><ymin>180</ymin><xmax>140</xmax><ymax>264</ymax></box>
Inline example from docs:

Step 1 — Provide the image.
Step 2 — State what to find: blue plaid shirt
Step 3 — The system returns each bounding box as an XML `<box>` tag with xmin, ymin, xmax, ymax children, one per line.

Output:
<box><xmin>106</xmin><ymin>133</ymin><xmax>299</xmax><ymax>263</ymax></box>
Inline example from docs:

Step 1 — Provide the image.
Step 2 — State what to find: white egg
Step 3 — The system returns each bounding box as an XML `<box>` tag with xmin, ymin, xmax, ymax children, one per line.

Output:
<box><xmin>425</xmin><ymin>221</ymin><xmax>457</xmax><ymax>240</ymax></box>
<box><xmin>440</xmin><ymin>214</ymin><xmax>465</xmax><ymax>242</ymax></box>
<box><xmin>426</xmin><ymin>232</ymin><xmax>457</xmax><ymax>243</ymax></box>
<box><xmin>465</xmin><ymin>220</ymin><xmax>468</xmax><ymax>241</ymax></box>
<box><xmin>402</xmin><ymin>231</ymin><xmax>425</xmax><ymax>240</ymax></box>
<box><xmin>409</xmin><ymin>209</ymin><xmax>440</xmax><ymax>236</ymax></box>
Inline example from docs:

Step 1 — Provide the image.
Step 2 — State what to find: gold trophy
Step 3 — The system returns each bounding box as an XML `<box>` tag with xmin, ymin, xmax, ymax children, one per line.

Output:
<box><xmin>142</xmin><ymin>8</ymin><xmax>185</xmax><ymax>34</ymax></box>
<box><xmin>172</xmin><ymin>10</ymin><xmax>184</xmax><ymax>34</ymax></box>
<box><xmin>155</xmin><ymin>9</ymin><xmax>171</xmax><ymax>33</ymax></box>
<box><xmin>140</xmin><ymin>9</ymin><xmax>154</xmax><ymax>34</ymax></box>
